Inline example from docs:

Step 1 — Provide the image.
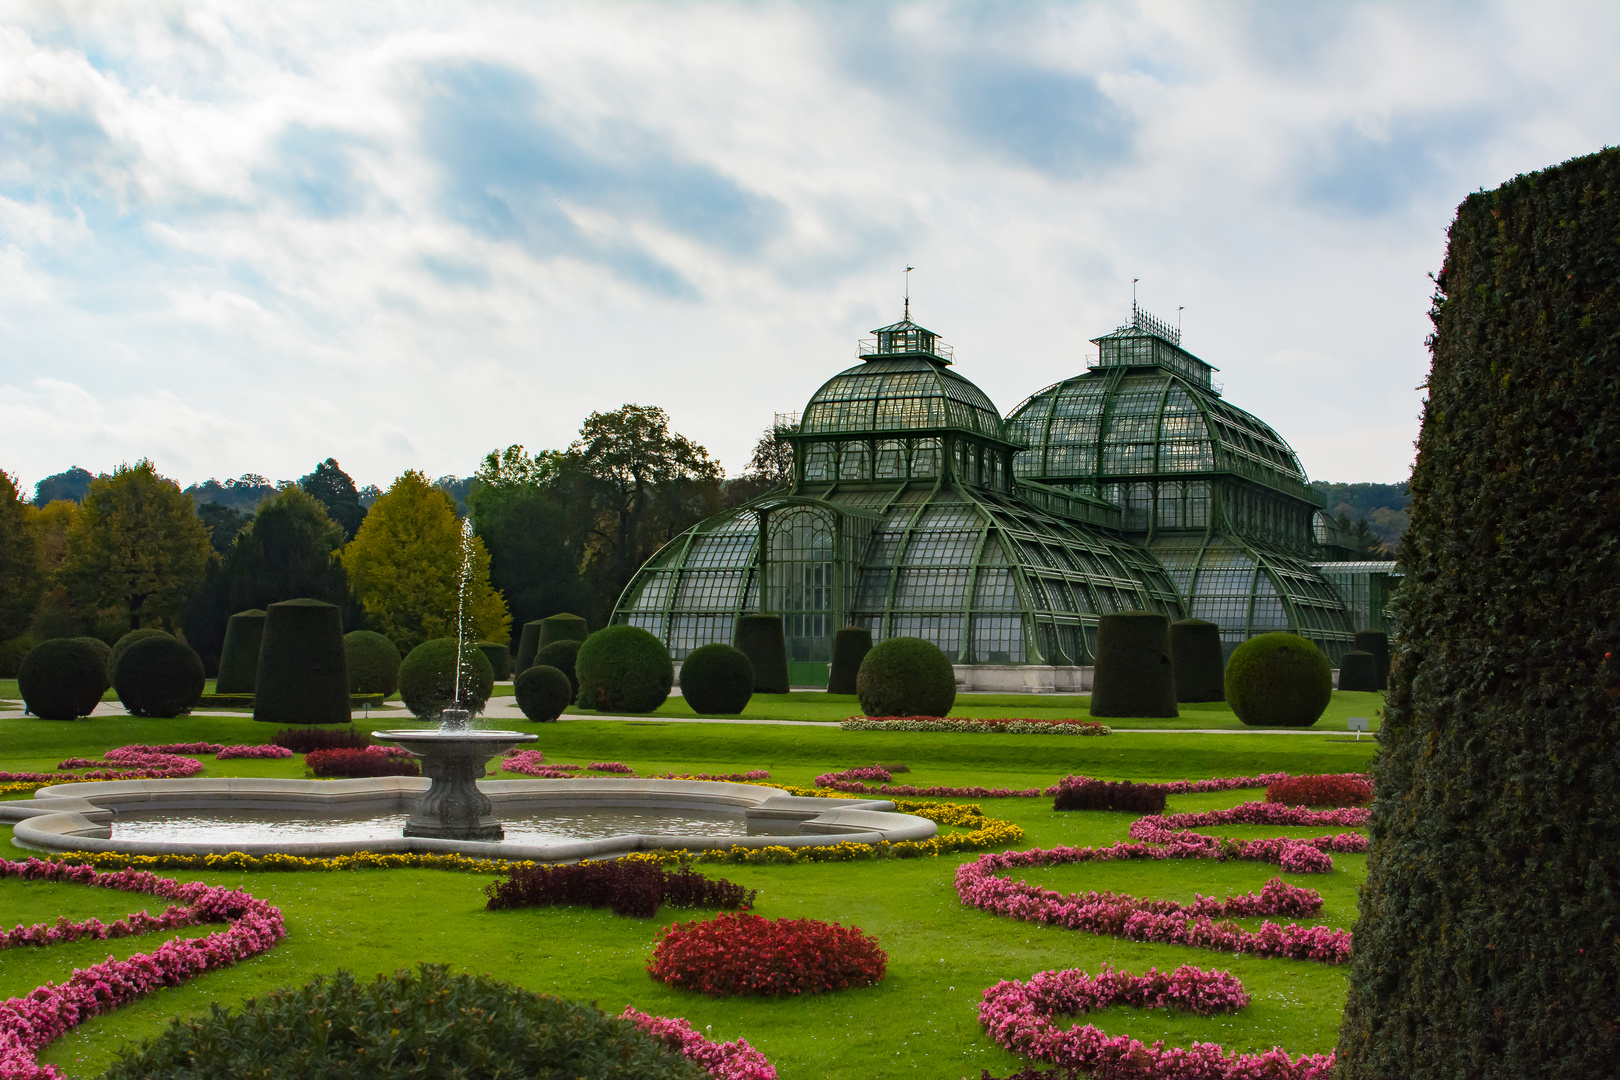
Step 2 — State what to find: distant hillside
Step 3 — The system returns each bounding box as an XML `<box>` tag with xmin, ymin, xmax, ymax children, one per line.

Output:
<box><xmin>1313</xmin><ymin>480</ymin><xmax>1410</xmax><ymax>553</ymax></box>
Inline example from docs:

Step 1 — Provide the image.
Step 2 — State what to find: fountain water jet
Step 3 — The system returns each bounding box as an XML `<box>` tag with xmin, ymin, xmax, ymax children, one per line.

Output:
<box><xmin>373</xmin><ymin>519</ymin><xmax>535</xmax><ymax>841</ymax></box>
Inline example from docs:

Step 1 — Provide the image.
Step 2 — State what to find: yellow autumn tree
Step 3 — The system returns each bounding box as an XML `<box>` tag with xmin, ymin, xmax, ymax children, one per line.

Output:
<box><xmin>340</xmin><ymin>470</ymin><xmax>509</xmax><ymax>652</ymax></box>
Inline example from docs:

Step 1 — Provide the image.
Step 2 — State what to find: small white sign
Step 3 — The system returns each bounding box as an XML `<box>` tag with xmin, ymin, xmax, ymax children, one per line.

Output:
<box><xmin>1347</xmin><ymin>716</ymin><xmax>1370</xmax><ymax>739</ymax></box>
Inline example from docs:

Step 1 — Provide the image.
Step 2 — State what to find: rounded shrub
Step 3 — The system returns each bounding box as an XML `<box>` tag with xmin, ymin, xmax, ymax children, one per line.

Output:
<box><xmin>574</xmin><ymin>625</ymin><xmax>673</xmax><ymax>713</ymax></box>
<box><xmin>107</xmin><ymin>629</ymin><xmax>170</xmax><ymax>685</ymax></box>
<box><xmin>679</xmin><ymin>643</ymin><xmax>753</xmax><ymax>714</ymax></box>
<box><xmin>828</xmin><ymin>626</ymin><xmax>872</xmax><ymax>696</ymax></box>
<box><xmin>113</xmin><ymin>634</ymin><xmax>206</xmax><ymax>718</ymax></box>
<box><xmin>214</xmin><ymin>609</ymin><xmax>266</xmax><ymax>694</ymax></box>
<box><xmin>100</xmin><ymin>964</ymin><xmax>709</xmax><ymax>1080</ymax></box>
<box><xmin>1353</xmin><ymin>629</ymin><xmax>1390</xmax><ymax>690</ymax></box>
<box><xmin>733</xmin><ymin>614</ymin><xmax>789</xmax><ymax>694</ymax></box>
<box><xmin>398</xmin><ymin>637</ymin><xmax>495</xmax><ymax>719</ymax></box>
<box><xmin>477</xmin><ymin>641</ymin><xmax>512</xmax><ymax>681</ymax></box>
<box><xmin>1089</xmin><ymin>611</ymin><xmax>1178</xmax><ymax>719</ymax></box>
<box><xmin>649</xmin><ymin>914</ymin><xmax>887</xmax><ymax>998</ymax></box>
<box><xmin>515</xmin><ymin>619</ymin><xmax>546</xmax><ymax>673</ymax></box>
<box><xmin>514</xmin><ymin>664</ymin><xmax>572</xmax><ymax>722</ymax></box>
<box><xmin>343</xmin><ymin>630</ymin><xmax>402</xmax><ymax>696</ymax></box>
<box><xmin>73</xmin><ymin>636</ymin><xmax>112</xmax><ymax>695</ymax></box>
<box><xmin>537</xmin><ymin>613</ymin><xmax>590</xmax><ymax>652</ymax></box>
<box><xmin>535</xmin><ymin>639</ymin><xmax>582</xmax><ymax>698</ymax></box>
<box><xmin>1225</xmin><ymin>632</ymin><xmax>1333</xmax><ymax>728</ymax></box>
<box><xmin>253</xmin><ymin>598</ymin><xmax>350</xmax><ymax>725</ymax></box>
<box><xmin>1338</xmin><ymin>650</ymin><xmax>1380</xmax><ymax>692</ymax></box>
<box><xmin>855</xmin><ymin>636</ymin><xmax>955</xmax><ymax>718</ymax></box>
<box><xmin>18</xmin><ymin>638</ymin><xmax>107</xmax><ymax>720</ymax></box>
<box><xmin>1169</xmin><ymin>618</ymin><xmax>1224</xmax><ymax>703</ymax></box>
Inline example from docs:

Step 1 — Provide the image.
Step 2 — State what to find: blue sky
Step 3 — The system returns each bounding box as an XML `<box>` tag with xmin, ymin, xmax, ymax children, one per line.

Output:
<box><xmin>2</xmin><ymin>0</ymin><xmax>1617</xmax><ymax>492</ymax></box>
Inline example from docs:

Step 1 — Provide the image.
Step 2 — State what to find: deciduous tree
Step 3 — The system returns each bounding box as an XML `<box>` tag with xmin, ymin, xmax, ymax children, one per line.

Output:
<box><xmin>0</xmin><ymin>470</ymin><xmax>44</xmax><ymax>640</ymax></box>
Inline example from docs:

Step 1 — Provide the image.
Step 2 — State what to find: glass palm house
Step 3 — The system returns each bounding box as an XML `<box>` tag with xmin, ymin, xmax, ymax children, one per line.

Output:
<box><xmin>612</xmin><ymin>306</ymin><xmax>1396</xmax><ymax>688</ymax></box>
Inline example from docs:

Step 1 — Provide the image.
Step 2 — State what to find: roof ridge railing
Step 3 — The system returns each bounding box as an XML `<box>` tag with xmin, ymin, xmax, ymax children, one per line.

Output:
<box><xmin>858</xmin><ymin>337</ymin><xmax>955</xmax><ymax>362</ymax></box>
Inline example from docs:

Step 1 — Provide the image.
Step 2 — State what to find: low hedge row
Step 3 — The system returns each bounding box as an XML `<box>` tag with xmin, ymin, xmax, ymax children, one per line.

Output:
<box><xmin>1051</xmin><ymin>778</ymin><xmax>1167</xmax><ymax>814</ymax></box>
<box><xmin>305</xmin><ymin>746</ymin><xmax>419</xmax><ymax>778</ymax></box>
<box><xmin>484</xmin><ymin>861</ymin><xmax>755</xmax><ymax>918</ymax></box>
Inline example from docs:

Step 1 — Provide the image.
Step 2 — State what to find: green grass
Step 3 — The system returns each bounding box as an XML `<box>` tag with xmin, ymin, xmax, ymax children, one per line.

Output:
<box><xmin>0</xmin><ymin>712</ymin><xmax>1375</xmax><ymax>1078</ymax></box>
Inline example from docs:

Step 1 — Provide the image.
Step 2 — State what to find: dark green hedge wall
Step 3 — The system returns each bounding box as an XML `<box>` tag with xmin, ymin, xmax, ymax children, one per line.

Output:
<box><xmin>214</xmin><ymin>610</ymin><xmax>266</xmax><ymax>694</ymax></box>
<box><xmin>733</xmin><ymin>614</ymin><xmax>789</xmax><ymax>695</ymax></box>
<box><xmin>1336</xmin><ymin>147</ymin><xmax>1620</xmax><ymax>1080</ymax></box>
<box><xmin>828</xmin><ymin>626</ymin><xmax>872</xmax><ymax>696</ymax></box>
<box><xmin>1088</xmin><ymin>611</ymin><xmax>1177</xmax><ymax>718</ymax></box>
<box><xmin>1353</xmin><ymin>629</ymin><xmax>1390</xmax><ymax>690</ymax></box>
<box><xmin>1169</xmin><ymin>618</ymin><xmax>1224</xmax><ymax>703</ymax></box>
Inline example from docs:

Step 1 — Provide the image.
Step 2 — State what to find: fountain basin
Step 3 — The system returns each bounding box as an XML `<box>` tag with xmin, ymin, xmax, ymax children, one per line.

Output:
<box><xmin>372</xmin><ymin>727</ymin><xmax>538</xmax><ymax>841</ymax></box>
<box><xmin>1</xmin><ymin>778</ymin><xmax>937</xmax><ymax>862</ymax></box>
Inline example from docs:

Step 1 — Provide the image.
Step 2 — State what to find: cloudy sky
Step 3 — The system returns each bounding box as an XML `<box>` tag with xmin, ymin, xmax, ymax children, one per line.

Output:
<box><xmin>2</xmin><ymin>1</ymin><xmax>1616</xmax><ymax>495</ymax></box>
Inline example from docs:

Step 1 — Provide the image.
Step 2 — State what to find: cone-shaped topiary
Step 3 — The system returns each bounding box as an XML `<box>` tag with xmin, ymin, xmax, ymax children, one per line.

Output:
<box><xmin>477</xmin><ymin>642</ymin><xmax>511</xmax><ymax>681</ymax></box>
<box><xmin>574</xmin><ymin>625</ymin><xmax>672</xmax><ymax>713</ymax></box>
<box><xmin>733</xmin><ymin>614</ymin><xmax>789</xmax><ymax>694</ymax></box>
<box><xmin>214</xmin><ymin>610</ymin><xmax>267</xmax><ymax>694</ymax></box>
<box><xmin>536</xmin><ymin>613</ymin><xmax>589</xmax><ymax>652</ymax></box>
<box><xmin>1338</xmin><ymin>148</ymin><xmax>1620</xmax><ymax>1080</ymax></box>
<box><xmin>828</xmin><ymin>626</ymin><xmax>872</xmax><ymax>696</ymax></box>
<box><xmin>1224</xmin><ymin>632</ymin><xmax>1332</xmax><ymax>727</ymax></box>
<box><xmin>1169</xmin><ymin>618</ymin><xmax>1224</xmax><ymax>703</ymax></box>
<box><xmin>113</xmin><ymin>634</ymin><xmax>206</xmax><ymax>718</ymax></box>
<box><xmin>679</xmin><ymin>643</ymin><xmax>753</xmax><ymax>714</ymax></box>
<box><xmin>1353</xmin><ymin>629</ymin><xmax>1390</xmax><ymax>690</ymax></box>
<box><xmin>1089</xmin><ymin>611</ymin><xmax>1178</xmax><ymax>718</ymax></box>
<box><xmin>398</xmin><ymin>638</ymin><xmax>495</xmax><ymax>719</ymax></box>
<box><xmin>107</xmin><ymin>629</ymin><xmax>169</xmax><ymax>686</ymax></box>
<box><xmin>73</xmin><ymin>636</ymin><xmax>112</xmax><ymax>696</ymax></box>
<box><xmin>1337</xmin><ymin>650</ymin><xmax>1379</xmax><ymax>692</ymax></box>
<box><xmin>856</xmin><ymin>636</ymin><xmax>955</xmax><ymax>718</ymax></box>
<box><xmin>18</xmin><ymin>638</ymin><xmax>107</xmax><ymax>720</ymax></box>
<box><xmin>343</xmin><ymin>630</ymin><xmax>402</xmax><ymax>696</ymax></box>
<box><xmin>535</xmin><ymin>639</ymin><xmax>582</xmax><ymax>699</ymax></box>
<box><xmin>515</xmin><ymin>619</ymin><xmax>546</xmax><ymax>673</ymax></box>
<box><xmin>513</xmin><ymin>664</ymin><xmax>572</xmax><ymax>722</ymax></box>
<box><xmin>254</xmin><ymin>598</ymin><xmax>351</xmax><ymax>725</ymax></box>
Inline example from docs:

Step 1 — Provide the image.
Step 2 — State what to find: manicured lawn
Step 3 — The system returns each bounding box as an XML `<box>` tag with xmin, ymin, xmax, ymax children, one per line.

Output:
<box><xmin>1</xmin><ymin>712</ymin><xmax>1376</xmax><ymax>1078</ymax></box>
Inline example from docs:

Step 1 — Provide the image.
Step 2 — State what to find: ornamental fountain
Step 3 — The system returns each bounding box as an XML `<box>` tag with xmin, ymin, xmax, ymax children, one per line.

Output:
<box><xmin>372</xmin><ymin>519</ymin><xmax>536</xmax><ymax>841</ymax></box>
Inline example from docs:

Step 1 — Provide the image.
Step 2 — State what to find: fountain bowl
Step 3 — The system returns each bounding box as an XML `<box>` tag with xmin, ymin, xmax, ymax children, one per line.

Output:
<box><xmin>373</xmin><ymin>726</ymin><xmax>538</xmax><ymax>841</ymax></box>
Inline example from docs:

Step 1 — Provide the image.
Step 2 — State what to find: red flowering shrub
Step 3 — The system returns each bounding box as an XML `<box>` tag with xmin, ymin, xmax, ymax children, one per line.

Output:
<box><xmin>1052</xmin><ymin>778</ymin><xmax>1166</xmax><ymax>814</ymax></box>
<box><xmin>306</xmin><ymin>746</ymin><xmax>420</xmax><ymax>778</ymax></box>
<box><xmin>1265</xmin><ymin>774</ymin><xmax>1373</xmax><ymax>807</ymax></box>
<box><xmin>649</xmin><ymin>914</ymin><xmax>887</xmax><ymax>997</ymax></box>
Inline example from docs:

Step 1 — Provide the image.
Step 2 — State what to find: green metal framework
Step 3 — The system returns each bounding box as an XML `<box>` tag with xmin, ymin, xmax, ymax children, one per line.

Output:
<box><xmin>1311</xmin><ymin>560</ymin><xmax>1403</xmax><ymax>635</ymax></box>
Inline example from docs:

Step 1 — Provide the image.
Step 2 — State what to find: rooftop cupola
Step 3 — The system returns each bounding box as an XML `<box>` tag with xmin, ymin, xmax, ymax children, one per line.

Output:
<box><xmin>1091</xmin><ymin>303</ymin><xmax>1219</xmax><ymax>391</ymax></box>
<box><xmin>858</xmin><ymin>317</ymin><xmax>954</xmax><ymax>365</ymax></box>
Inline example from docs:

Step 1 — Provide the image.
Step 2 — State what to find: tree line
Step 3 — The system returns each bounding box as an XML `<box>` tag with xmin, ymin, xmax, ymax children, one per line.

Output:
<box><xmin>0</xmin><ymin>405</ymin><xmax>790</xmax><ymax>675</ymax></box>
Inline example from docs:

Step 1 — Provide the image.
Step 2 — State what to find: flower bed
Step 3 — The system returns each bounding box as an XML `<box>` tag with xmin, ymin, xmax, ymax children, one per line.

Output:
<box><xmin>841</xmin><ymin>717</ymin><xmax>1110</xmax><ymax>735</ymax></box>
<box><xmin>499</xmin><ymin>752</ymin><xmax>761</xmax><ymax>783</ymax></box>
<box><xmin>485</xmin><ymin>860</ymin><xmax>755</xmax><ymax>918</ymax></box>
<box><xmin>0</xmin><ymin>858</ymin><xmax>286</xmax><ymax>1080</ymax></box>
<box><xmin>1052</xmin><ymin>777</ymin><xmax>1166</xmax><ymax>814</ymax></box>
<box><xmin>305</xmin><ymin>745</ymin><xmax>421</xmax><ymax>778</ymax></box>
<box><xmin>272</xmin><ymin>726</ymin><xmax>371</xmax><ymax>753</ymax></box>
<box><xmin>649</xmin><ymin>914</ymin><xmax>886</xmax><ymax>997</ymax></box>
<box><xmin>1127</xmin><ymin>803</ymin><xmax>1371</xmax><ymax>873</ymax></box>
<box><xmin>649</xmin><ymin>770</ymin><xmax>770</xmax><ymax>782</ymax></box>
<box><xmin>979</xmin><ymin>965</ymin><xmax>1335</xmax><ymax>1080</ymax></box>
<box><xmin>1265</xmin><ymin>773</ymin><xmax>1374</xmax><ymax>807</ymax></box>
<box><xmin>814</xmin><ymin>767</ymin><xmax>1049</xmax><ymax>798</ymax></box>
<box><xmin>623</xmin><ymin>1009</ymin><xmax>776</xmax><ymax>1080</ymax></box>
<box><xmin>216</xmin><ymin>744</ymin><xmax>295</xmax><ymax>759</ymax></box>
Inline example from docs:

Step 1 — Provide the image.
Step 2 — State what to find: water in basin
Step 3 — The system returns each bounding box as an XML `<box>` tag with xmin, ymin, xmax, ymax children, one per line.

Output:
<box><xmin>110</xmin><ymin>806</ymin><xmax>776</xmax><ymax>845</ymax></box>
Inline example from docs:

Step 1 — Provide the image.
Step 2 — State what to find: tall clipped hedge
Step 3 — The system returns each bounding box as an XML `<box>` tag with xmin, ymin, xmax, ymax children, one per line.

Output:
<box><xmin>536</xmin><ymin>613</ymin><xmax>589</xmax><ymax>652</ymax></box>
<box><xmin>1088</xmin><ymin>611</ymin><xmax>1177</xmax><ymax>718</ymax></box>
<box><xmin>1353</xmin><ymin>629</ymin><xmax>1390</xmax><ymax>691</ymax></box>
<box><xmin>214</xmin><ymin>610</ymin><xmax>266</xmax><ymax>695</ymax></box>
<box><xmin>254</xmin><ymin>599</ymin><xmax>350</xmax><ymax>725</ymax></box>
<box><xmin>1336</xmin><ymin>147</ymin><xmax>1620</xmax><ymax>1080</ymax></box>
<box><xmin>733</xmin><ymin>614</ymin><xmax>789</xmax><ymax>694</ymax></box>
<box><xmin>1168</xmin><ymin>618</ymin><xmax>1224</xmax><ymax>703</ymax></box>
<box><xmin>515</xmin><ymin>619</ymin><xmax>546</xmax><ymax>673</ymax></box>
<box><xmin>1337</xmin><ymin>650</ymin><xmax>1379</xmax><ymax>693</ymax></box>
<box><xmin>476</xmin><ymin>642</ymin><xmax>512</xmax><ymax>681</ymax></box>
<box><xmin>828</xmin><ymin>626</ymin><xmax>872</xmax><ymax>696</ymax></box>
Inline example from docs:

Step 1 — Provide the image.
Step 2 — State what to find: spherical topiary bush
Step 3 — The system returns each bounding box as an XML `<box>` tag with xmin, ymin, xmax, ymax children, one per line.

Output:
<box><xmin>535</xmin><ymin>639</ymin><xmax>582</xmax><ymax>698</ymax></box>
<box><xmin>477</xmin><ymin>641</ymin><xmax>512</xmax><ymax>681</ymax></box>
<box><xmin>214</xmin><ymin>610</ymin><xmax>267</xmax><ymax>694</ymax></box>
<box><xmin>827</xmin><ymin>626</ymin><xmax>872</xmax><ymax>696</ymax></box>
<box><xmin>1353</xmin><ymin>629</ymin><xmax>1390</xmax><ymax>690</ymax></box>
<box><xmin>733</xmin><ymin>614</ymin><xmax>789</xmax><ymax>694</ymax></box>
<box><xmin>1169</xmin><ymin>618</ymin><xmax>1225</xmax><ymax>703</ymax></box>
<box><xmin>100</xmin><ymin>964</ymin><xmax>709</xmax><ymax>1080</ymax></box>
<box><xmin>1225</xmin><ymin>632</ymin><xmax>1333</xmax><ymax>728</ymax></box>
<box><xmin>679</xmin><ymin>643</ymin><xmax>753</xmax><ymax>714</ymax></box>
<box><xmin>18</xmin><ymin>638</ymin><xmax>107</xmax><ymax>720</ymax></box>
<box><xmin>398</xmin><ymin>638</ymin><xmax>495</xmax><ymax>719</ymax></box>
<box><xmin>515</xmin><ymin>619</ymin><xmax>546</xmax><ymax>673</ymax></box>
<box><xmin>113</xmin><ymin>635</ymin><xmax>206</xmax><ymax>718</ymax></box>
<box><xmin>855</xmin><ymin>636</ymin><xmax>955</xmax><ymax>718</ymax></box>
<box><xmin>1089</xmin><ymin>611</ymin><xmax>1178</xmax><ymax>718</ymax></box>
<box><xmin>254</xmin><ymin>599</ymin><xmax>350</xmax><ymax>725</ymax></box>
<box><xmin>573</xmin><ymin>626</ymin><xmax>673</xmax><ymax>713</ymax></box>
<box><xmin>343</xmin><ymin>630</ymin><xmax>402</xmax><ymax>696</ymax></box>
<box><xmin>537</xmin><ymin>613</ymin><xmax>590</xmax><ymax>652</ymax></box>
<box><xmin>107</xmin><ymin>629</ymin><xmax>170</xmax><ymax>686</ymax></box>
<box><xmin>514</xmin><ymin>664</ymin><xmax>572</xmax><ymax>721</ymax></box>
<box><xmin>73</xmin><ymin>636</ymin><xmax>112</xmax><ymax>695</ymax></box>
<box><xmin>1337</xmin><ymin>650</ymin><xmax>1380</xmax><ymax>693</ymax></box>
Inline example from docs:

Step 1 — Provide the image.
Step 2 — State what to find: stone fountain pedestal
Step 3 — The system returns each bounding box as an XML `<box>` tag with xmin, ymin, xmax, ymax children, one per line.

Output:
<box><xmin>373</xmin><ymin>715</ymin><xmax>537</xmax><ymax>841</ymax></box>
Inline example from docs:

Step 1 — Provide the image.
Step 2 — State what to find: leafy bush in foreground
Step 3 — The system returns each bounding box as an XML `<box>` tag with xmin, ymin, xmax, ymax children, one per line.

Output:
<box><xmin>99</xmin><ymin>963</ymin><xmax>708</xmax><ymax>1080</ymax></box>
<box><xmin>485</xmin><ymin>860</ymin><xmax>756</xmax><ymax>918</ymax></box>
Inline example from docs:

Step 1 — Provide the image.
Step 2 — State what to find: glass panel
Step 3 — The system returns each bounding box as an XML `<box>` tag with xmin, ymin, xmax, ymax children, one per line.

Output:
<box><xmin>839</xmin><ymin>442</ymin><xmax>871</xmax><ymax>480</ymax></box>
<box><xmin>971</xmin><ymin>615</ymin><xmax>1025</xmax><ymax>663</ymax></box>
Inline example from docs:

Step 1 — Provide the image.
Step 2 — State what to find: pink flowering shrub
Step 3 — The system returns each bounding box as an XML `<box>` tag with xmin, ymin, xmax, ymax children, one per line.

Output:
<box><xmin>979</xmin><ymin>965</ymin><xmax>1335</xmax><ymax>1080</ymax></box>
<box><xmin>622</xmin><ymin>1009</ymin><xmax>776</xmax><ymax>1080</ymax></box>
<box><xmin>1126</xmin><ymin>803</ymin><xmax>1370</xmax><ymax>872</ymax></box>
<box><xmin>0</xmin><ymin>858</ymin><xmax>286</xmax><ymax>1080</ymax></box>
<box><xmin>841</xmin><ymin>717</ymin><xmax>1110</xmax><ymax>735</ymax></box>
<box><xmin>649</xmin><ymin>914</ymin><xmax>887</xmax><ymax>997</ymax></box>
<box><xmin>649</xmin><ymin>770</ymin><xmax>771</xmax><ymax>782</ymax></box>
<box><xmin>215</xmin><ymin>745</ymin><xmax>295</xmax><ymax>760</ymax></box>
<box><xmin>815</xmin><ymin>768</ymin><xmax>1048</xmax><ymax>798</ymax></box>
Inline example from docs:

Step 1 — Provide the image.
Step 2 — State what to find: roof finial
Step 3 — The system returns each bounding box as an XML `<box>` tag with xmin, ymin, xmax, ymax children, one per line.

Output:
<box><xmin>904</xmin><ymin>265</ymin><xmax>914</xmax><ymax>320</ymax></box>
<box><xmin>1132</xmin><ymin>278</ymin><xmax>1139</xmax><ymax>324</ymax></box>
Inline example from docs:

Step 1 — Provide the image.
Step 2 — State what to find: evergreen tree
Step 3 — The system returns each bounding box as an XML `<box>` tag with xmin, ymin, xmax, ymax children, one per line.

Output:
<box><xmin>33</xmin><ymin>467</ymin><xmax>96</xmax><ymax>505</ymax></box>
<box><xmin>0</xmin><ymin>470</ymin><xmax>44</xmax><ymax>641</ymax></box>
<box><xmin>299</xmin><ymin>458</ymin><xmax>367</xmax><ymax>540</ymax></box>
<box><xmin>197</xmin><ymin>502</ymin><xmax>253</xmax><ymax>555</ymax></box>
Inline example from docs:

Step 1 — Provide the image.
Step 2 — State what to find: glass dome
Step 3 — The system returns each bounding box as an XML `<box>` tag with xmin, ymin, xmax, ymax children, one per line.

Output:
<box><xmin>801</xmin><ymin>356</ymin><xmax>1004</xmax><ymax>439</ymax></box>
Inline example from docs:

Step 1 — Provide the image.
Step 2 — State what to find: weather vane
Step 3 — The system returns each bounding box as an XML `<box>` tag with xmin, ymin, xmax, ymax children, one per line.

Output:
<box><xmin>904</xmin><ymin>265</ymin><xmax>914</xmax><ymax>320</ymax></box>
